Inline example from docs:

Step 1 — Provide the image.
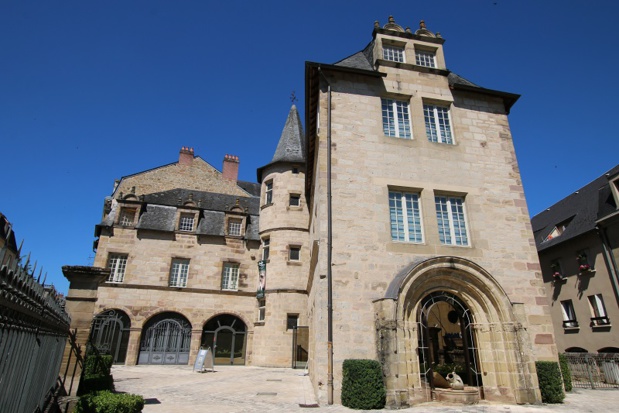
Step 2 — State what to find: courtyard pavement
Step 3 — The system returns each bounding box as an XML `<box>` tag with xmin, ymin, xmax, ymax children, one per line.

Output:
<box><xmin>111</xmin><ymin>364</ymin><xmax>619</xmax><ymax>413</ymax></box>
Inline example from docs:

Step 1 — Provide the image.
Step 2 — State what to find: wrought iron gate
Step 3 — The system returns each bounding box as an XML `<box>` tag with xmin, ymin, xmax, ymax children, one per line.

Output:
<box><xmin>89</xmin><ymin>309</ymin><xmax>130</xmax><ymax>364</ymax></box>
<box><xmin>138</xmin><ymin>314</ymin><xmax>192</xmax><ymax>365</ymax></box>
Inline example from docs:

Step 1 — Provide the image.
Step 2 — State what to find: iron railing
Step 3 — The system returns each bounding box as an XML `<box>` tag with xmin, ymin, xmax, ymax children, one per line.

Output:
<box><xmin>0</xmin><ymin>243</ymin><xmax>71</xmax><ymax>412</ymax></box>
<box><xmin>563</xmin><ymin>353</ymin><xmax>619</xmax><ymax>389</ymax></box>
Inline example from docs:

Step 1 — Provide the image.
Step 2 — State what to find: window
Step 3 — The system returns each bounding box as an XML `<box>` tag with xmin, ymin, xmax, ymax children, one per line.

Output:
<box><xmin>588</xmin><ymin>294</ymin><xmax>610</xmax><ymax>326</ymax></box>
<box><xmin>262</xmin><ymin>238</ymin><xmax>270</xmax><ymax>261</ymax></box>
<box><xmin>289</xmin><ymin>194</ymin><xmax>301</xmax><ymax>207</ymax></box>
<box><xmin>258</xmin><ymin>299</ymin><xmax>266</xmax><ymax>322</ymax></box>
<box><xmin>179</xmin><ymin>213</ymin><xmax>195</xmax><ymax>232</ymax></box>
<box><xmin>577</xmin><ymin>250</ymin><xmax>594</xmax><ymax>272</ymax></box>
<box><xmin>287</xmin><ymin>314</ymin><xmax>298</xmax><ymax>330</ymax></box>
<box><xmin>389</xmin><ymin>191</ymin><xmax>423</xmax><ymax>243</ymax></box>
<box><xmin>169</xmin><ymin>259</ymin><xmax>189</xmax><ymax>288</ymax></box>
<box><xmin>551</xmin><ymin>259</ymin><xmax>565</xmax><ymax>280</ymax></box>
<box><xmin>561</xmin><ymin>300</ymin><xmax>578</xmax><ymax>328</ymax></box>
<box><xmin>118</xmin><ymin>208</ymin><xmax>136</xmax><ymax>227</ymax></box>
<box><xmin>289</xmin><ymin>246</ymin><xmax>301</xmax><ymax>261</ymax></box>
<box><xmin>107</xmin><ymin>254</ymin><xmax>127</xmax><ymax>283</ymax></box>
<box><xmin>383</xmin><ymin>45</ymin><xmax>405</xmax><ymax>63</ymax></box>
<box><xmin>424</xmin><ymin>104</ymin><xmax>453</xmax><ymax>144</ymax></box>
<box><xmin>228</xmin><ymin>218</ymin><xmax>242</xmax><ymax>236</ymax></box>
<box><xmin>221</xmin><ymin>263</ymin><xmax>240</xmax><ymax>291</ymax></box>
<box><xmin>292</xmin><ymin>167</ymin><xmax>299</xmax><ymax>174</ymax></box>
<box><xmin>382</xmin><ymin>98</ymin><xmax>412</xmax><ymax>139</ymax></box>
<box><xmin>435</xmin><ymin>196</ymin><xmax>469</xmax><ymax>246</ymax></box>
<box><xmin>544</xmin><ymin>217</ymin><xmax>574</xmax><ymax>242</ymax></box>
<box><xmin>265</xmin><ymin>181</ymin><xmax>273</xmax><ymax>204</ymax></box>
<box><xmin>415</xmin><ymin>49</ymin><xmax>436</xmax><ymax>68</ymax></box>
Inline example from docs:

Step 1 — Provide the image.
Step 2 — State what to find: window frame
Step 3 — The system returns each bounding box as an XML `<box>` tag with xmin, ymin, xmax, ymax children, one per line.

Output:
<box><xmin>118</xmin><ymin>207</ymin><xmax>137</xmax><ymax>227</ymax></box>
<box><xmin>107</xmin><ymin>253</ymin><xmax>128</xmax><ymax>283</ymax></box>
<box><xmin>560</xmin><ymin>300</ymin><xmax>579</xmax><ymax>329</ymax></box>
<box><xmin>262</xmin><ymin>238</ymin><xmax>270</xmax><ymax>261</ymax></box>
<box><xmin>588</xmin><ymin>294</ymin><xmax>610</xmax><ymax>326</ymax></box>
<box><xmin>258</xmin><ymin>299</ymin><xmax>266</xmax><ymax>322</ymax></box>
<box><xmin>435</xmin><ymin>195</ymin><xmax>469</xmax><ymax>246</ymax></box>
<box><xmin>178</xmin><ymin>213</ymin><xmax>195</xmax><ymax>232</ymax></box>
<box><xmin>286</xmin><ymin>314</ymin><xmax>299</xmax><ymax>330</ymax></box>
<box><xmin>289</xmin><ymin>194</ymin><xmax>301</xmax><ymax>207</ymax></box>
<box><xmin>264</xmin><ymin>180</ymin><xmax>273</xmax><ymax>205</ymax></box>
<box><xmin>169</xmin><ymin>258</ymin><xmax>190</xmax><ymax>288</ymax></box>
<box><xmin>389</xmin><ymin>190</ymin><xmax>424</xmax><ymax>243</ymax></box>
<box><xmin>381</xmin><ymin>98</ymin><xmax>412</xmax><ymax>139</ymax></box>
<box><xmin>424</xmin><ymin>103</ymin><xmax>454</xmax><ymax>144</ymax></box>
<box><xmin>227</xmin><ymin>218</ymin><xmax>242</xmax><ymax>237</ymax></box>
<box><xmin>221</xmin><ymin>262</ymin><xmax>240</xmax><ymax>291</ymax></box>
<box><xmin>383</xmin><ymin>45</ymin><xmax>405</xmax><ymax>63</ymax></box>
<box><xmin>415</xmin><ymin>48</ymin><xmax>436</xmax><ymax>68</ymax></box>
<box><xmin>288</xmin><ymin>246</ymin><xmax>301</xmax><ymax>261</ymax></box>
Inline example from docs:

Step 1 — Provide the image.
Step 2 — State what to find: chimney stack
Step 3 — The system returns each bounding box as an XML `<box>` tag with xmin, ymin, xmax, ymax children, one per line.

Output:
<box><xmin>222</xmin><ymin>154</ymin><xmax>239</xmax><ymax>181</ymax></box>
<box><xmin>179</xmin><ymin>147</ymin><xmax>194</xmax><ymax>166</ymax></box>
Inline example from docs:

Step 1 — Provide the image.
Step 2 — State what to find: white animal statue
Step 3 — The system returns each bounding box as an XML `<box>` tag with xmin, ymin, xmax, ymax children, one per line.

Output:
<box><xmin>446</xmin><ymin>371</ymin><xmax>464</xmax><ymax>390</ymax></box>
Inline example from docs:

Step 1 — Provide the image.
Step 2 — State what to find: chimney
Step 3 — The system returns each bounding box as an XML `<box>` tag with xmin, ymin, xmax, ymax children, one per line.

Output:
<box><xmin>222</xmin><ymin>154</ymin><xmax>239</xmax><ymax>181</ymax></box>
<box><xmin>179</xmin><ymin>147</ymin><xmax>194</xmax><ymax>166</ymax></box>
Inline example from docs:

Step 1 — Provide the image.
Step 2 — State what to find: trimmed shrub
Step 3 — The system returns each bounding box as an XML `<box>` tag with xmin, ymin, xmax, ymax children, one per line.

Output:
<box><xmin>78</xmin><ymin>354</ymin><xmax>115</xmax><ymax>395</ymax></box>
<box><xmin>558</xmin><ymin>354</ymin><xmax>573</xmax><ymax>392</ymax></box>
<box><xmin>84</xmin><ymin>354</ymin><xmax>113</xmax><ymax>377</ymax></box>
<box><xmin>341</xmin><ymin>359</ymin><xmax>386</xmax><ymax>410</ymax></box>
<box><xmin>79</xmin><ymin>374</ymin><xmax>115</xmax><ymax>395</ymax></box>
<box><xmin>536</xmin><ymin>361</ymin><xmax>565</xmax><ymax>403</ymax></box>
<box><xmin>75</xmin><ymin>391</ymin><xmax>144</xmax><ymax>413</ymax></box>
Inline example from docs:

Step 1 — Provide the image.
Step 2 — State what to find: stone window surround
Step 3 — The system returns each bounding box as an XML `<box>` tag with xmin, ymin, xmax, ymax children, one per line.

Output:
<box><xmin>258</xmin><ymin>299</ymin><xmax>266</xmax><ymax>322</ymax></box>
<box><xmin>262</xmin><ymin>237</ymin><xmax>270</xmax><ymax>261</ymax></box>
<box><xmin>382</xmin><ymin>97</ymin><xmax>412</xmax><ymax>139</ymax></box>
<box><xmin>286</xmin><ymin>313</ymin><xmax>299</xmax><ymax>330</ymax></box>
<box><xmin>116</xmin><ymin>203</ymin><xmax>141</xmax><ymax>227</ymax></box>
<box><xmin>287</xmin><ymin>244</ymin><xmax>302</xmax><ymax>264</ymax></box>
<box><xmin>414</xmin><ymin>44</ymin><xmax>437</xmax><ymax>68</ymax></box>
<box><xmin>169</xmin><ymin>257</ymin><xmax>190</xmax><ymax>288</ymax></box>
<box><xmin>221</xmin><ymin>261</ymin><xmax>240</xmax><ymax>291</ymax></box>
<box><xmin>263</xmin><ymin>180</ymin><xmax>274</xmax><ymax>206</ymax></box>
<box><xmin>389</xmin><ymin>189</ymin><xmax>424</xmax><ymax>244</ymax></box>
<box><xmin>382</xmin><ymin>40</ymin><xmax>406</xmax><ymax>63</ymax></box>
<box><xmin>107</xmin><ymin>253</ymin><xmax>128</xmax><ymax>283</ymax></box>
<box><xmin>224</xmin><ymin>213</ymin><xmax>246</xmax><ymax>238</ymax></box>
<box><xmin>288</xmin><ymin>193</ymin><xmax>302</xmax><ymax>209</ymax></box>
<box><xmin>174</xmin><ymin>208</ymin><xmax>199</xmax><ymax>233</ymax></box>
<box><xmin>423</xmin><ymin>101</ymin><xmax>454</xmax><ymax>145</ymax></box>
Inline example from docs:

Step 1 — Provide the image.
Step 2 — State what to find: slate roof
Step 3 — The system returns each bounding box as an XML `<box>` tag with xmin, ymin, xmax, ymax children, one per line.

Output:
<box><xmin>142</xmin><ymin>189</ymin><xmax>260</xmax><ymax>215</ymax></box>
<box><xmin>236</xmin><ymin>180</ymin><xmax>261</xmax><ymax>197</ymax></box>
<box><xmin>257</xmin><ymin>105</ymin><xmax>305</xmax><ymax>181</ymax></box>
<box><xmin>334</xmin><ymin>40</ymin><xmax>375</xmax><ymax>71</ymax></box>
<box><xmin>531</xmin><ymin>165</ymin><xmax>619</xmax><ymax>252</ymax></box>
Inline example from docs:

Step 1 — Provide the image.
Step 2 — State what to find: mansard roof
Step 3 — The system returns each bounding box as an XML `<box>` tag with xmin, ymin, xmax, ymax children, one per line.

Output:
<box><xmin>142</xmin><ymin>188</ymin><xmax>260</xmax><ymax>215</ymax></box>
<box><xmin>531</xmin><ymin>164</ymin><xmax>619</xmax><ymax>252</ymax></box>
<box><xmin>257</xmin><ymin>105</ymin><xmax>305</xmax><ymax>182</ymax></box>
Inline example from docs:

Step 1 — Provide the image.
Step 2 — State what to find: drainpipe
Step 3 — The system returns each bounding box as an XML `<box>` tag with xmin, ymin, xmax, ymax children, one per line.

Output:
<box><xmin>319</xmin><ymin>67</ymin><xmax>334</xmax><ymax>405</ymax></box>
<box><xmin>596</xmin><ymin>225</ymin><xmax>619</xmax><ymax>305</ymax></box>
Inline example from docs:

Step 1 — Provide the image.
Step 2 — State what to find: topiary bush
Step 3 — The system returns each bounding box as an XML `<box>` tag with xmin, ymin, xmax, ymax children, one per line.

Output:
<box><xmin>83</xmin><ymin>354</ymin><xmax>113</xmax><ymax>377</ymax></box>
<box><xmin>341</xmin><ymin>359</ymin><xmax>386</xmax><ymax>410</ymax></box>
<box><xmin>536</xmin><ymin>361</ymin><xmax>565</xmax><ymax>403</ymax></box>
<box><xmin>558</xmin><ymin>354</ymin><xmax>573</xmax><ymax>392</ymax></box>
<box><xmin>78</xmin><ymin>354</ymin><xmax>115</xmax><ymax>395</ymax></box>
<box><xmin>75</xmin><ymin>391</ymin><xmax>144</xmax><ymax>413</ymax></box>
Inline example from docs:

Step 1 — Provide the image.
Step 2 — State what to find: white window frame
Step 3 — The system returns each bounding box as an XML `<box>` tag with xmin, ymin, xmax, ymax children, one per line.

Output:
<box><xmin>383</xmin><ymin>45</ymin><xmax>405</xmax><ymax>63</ymax></box>
<box><xmin>262</xmin><ymin>238</ymin><xmax>270</xmax><ymax>261</ymax></box>
<box><xmin>560</xmin><ymin>300</ymin><xmax>578</xmax><ymax>328</ymax></box>
<box><xmin>382</xmin><ymin>98</ymin><xmax>412</xmax><ymax>139</ymax></box>
<box><xmin>389</xmin><ymin>191</ymin><xmax>424</xmax><ymax>243</ymax></box>
<box><xmin>415</xmin><ymin>49</ymin><xmax>436</xmax><ymax>68</ymax></box>
<box><xmin>435</xmin><ymin>196</ymin><xmax>469</xmax><ymax>246</ymax></box>
<box><xmin>221</xmin><ymin>263</ymin><xmax>240</xmax><ymax>291</ymax></box>
<box><xmin>289</xmin><ymin>246</ymin><xmax>301</xmax><ymax>261</ymax></box>
<box><xmin>107</xmin><ymin>254</ymin><xmax>127</xmax><ymax>283</ymax></box>
<box><xmin>258</xmin><ymin>299</ymin><xmax>266</xmax><ymax>322</ymax></box>
<box><xmin>265</xmin><ymin>181</ymin><xmax>273</xmax><ymax>205</ymax></box>
<box><xmin>169</xmin><ymin>258</ymin><xmax>189</xmax><ymax>288</ymax></box>
<box><xmin>424</xmin><ymin>103</ymin><xmax>453</xmax><ymax>144</ymax></box>
<box><xmin>118</xmin><ymin>208</ymin><xmax>136</xmax><ymax>227</ymax></box>
<box><xmin>228</xmin><ymin>218</ymin><xmax>242</xmax><ymax>236</ymax></box>
<box><xmin>179</xmin><ymin>213</ymin><xmax>195</xmax><ymax>232</ymax></box>
<box><xmin>588</xmin><ymin>294</ymin><xmax>610</xmax><ymax>326</ymax></box>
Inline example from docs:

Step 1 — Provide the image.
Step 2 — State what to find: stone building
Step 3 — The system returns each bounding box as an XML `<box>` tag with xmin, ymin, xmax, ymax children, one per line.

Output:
<box><xmin>532</xmin><ymin>165</ymin><xmax>619</xmax><ymax>354</ymax></box>
<box><xmin>65</xmin><ymin>16</ymin><xmax>556</xmax><ymax>407</ymax></box>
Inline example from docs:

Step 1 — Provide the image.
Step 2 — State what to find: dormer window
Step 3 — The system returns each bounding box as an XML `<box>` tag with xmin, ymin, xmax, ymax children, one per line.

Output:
<box><xmin>415</xmin><ymin>48</ymin><xmax>436</xmax><ymax>68</ymax></box>
<box><xmin>228</xmin><ymin>218</ymin><xmax>242</xmax><ymax>236</ymax></box>
<box><xmin>179</xmin><ymin>213</ymin><xmax>195</xmax><ymax>232</ymax></box>
<box><xmin>544</xmin><ymin>217</ymin><xmax>574</xmax><ymax>242</ymax></box>
<box><xmin>383</xmin><ymin>45</ymin><xmax>405</xmax><ymax>63</ymax></box>
<box><xmin>118</xmin><ymin>207</ymin><xmax>137</xmax><ymax>227</ymax></box>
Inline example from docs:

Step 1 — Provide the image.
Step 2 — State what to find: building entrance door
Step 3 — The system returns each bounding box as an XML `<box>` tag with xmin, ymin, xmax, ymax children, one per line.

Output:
<box><xmin>138</xmin><ymin>313</ymin><xmax>192</xmax><ymax>365</ymax></box>
<box><xmin>89</xmin><ymin>309</ymin><xmax>130</xmax><ymax>364</ymax></box>
<box><xmin>201</xmin><ymin>314</ymin><xmax>246</xmax><ymax>365</ymax></box>
<box><xmin>292</xmin><ymin>326</ymin><xmax>309</xmax><ymax>369</ymax></box>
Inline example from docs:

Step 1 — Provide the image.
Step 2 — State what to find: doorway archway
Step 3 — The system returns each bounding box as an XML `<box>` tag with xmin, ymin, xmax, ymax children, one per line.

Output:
<box><xmin>138</xmin><ymin>312</ymin><xmax>192</xmax><ymax>365</ymax></box>
<box><xmin>201</xmin><ymin>314</ymin><xmax>247</xmax><ymax>365</ymax></box>
<box><xmin>89</xmin><ymin>309</ymin><xmax>130</xmax><ymax>364</ymax></box>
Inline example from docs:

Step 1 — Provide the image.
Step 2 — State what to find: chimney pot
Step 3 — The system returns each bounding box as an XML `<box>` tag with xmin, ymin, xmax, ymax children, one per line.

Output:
<box><xmin>223</xmin><ymin>154</ymin><xmax>240</xmax><ymax>181</ymax></box>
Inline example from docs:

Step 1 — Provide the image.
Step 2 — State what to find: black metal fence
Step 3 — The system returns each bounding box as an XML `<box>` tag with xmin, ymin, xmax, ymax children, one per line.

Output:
<box><xmin>0</xmin><ymin>244</ymin><xmax>71</xmax><ymax>412</ymax></box>
<box><xmin>563</xmin><ymin>353</ymin><xmax>619</xmax><ymax>389</ymax></box>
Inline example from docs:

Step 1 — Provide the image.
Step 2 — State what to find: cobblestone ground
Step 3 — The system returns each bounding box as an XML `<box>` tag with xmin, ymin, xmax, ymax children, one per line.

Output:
<box><xmin>111</xmin><ymin>365</ymin><xmax>619</xmax><ymax>413</ymax></box>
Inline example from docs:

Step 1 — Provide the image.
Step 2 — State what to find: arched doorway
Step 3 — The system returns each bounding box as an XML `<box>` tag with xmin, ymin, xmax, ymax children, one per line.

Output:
<box><xmin>138</xmin><ymin>312</ymin><xmax>192</xmax><ymax>365</ymax></box>
<box><xmin>417</xmin><ymin>292</ymin><xmax>482</xmax><ymax>389</ymax></box>
<box><xmin>201</xmin><ymin>314</ymin><xmax>247</xmax><ymax>365</ymax></box>
<box><xmin>89</xmin><ymin>309</ymin><xmax>130</xmax><ymax>364</ymax></box>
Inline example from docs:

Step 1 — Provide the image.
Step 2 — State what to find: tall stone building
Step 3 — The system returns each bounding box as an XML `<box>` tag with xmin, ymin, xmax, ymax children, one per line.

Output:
<box><xmin>66</xmin><ymin>17</ymin><xmax>555</xmax><ymax>408</ymax></box>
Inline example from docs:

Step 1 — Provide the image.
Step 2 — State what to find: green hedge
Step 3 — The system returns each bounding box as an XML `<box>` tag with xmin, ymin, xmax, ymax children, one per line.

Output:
<box><xmin>341</xmin><ymin>359</ymin><xmax>386</xmax><ymax>410</ymax></box>
<box><xmin>75</xmin><ymin>391</ymin><xmax>144</xmax><ymax>413</ymax></box>
<box><xmin>558</xmin><ymin>354</ymin><xmax>572</xmax><ymax>392</ymax></box>
<box><xmin>84</xmin><ymin>354</ymin><xmax>113</xmax><ymax>377</ymax></box>
<box><xmin>536</xmin><ymin>361</ymin><xmax>565</xmax><ymax>403</ymax></box>
<box><xmin>78</xmin><ymin>374</ymin><xmax>115</xmax><ymax>395</ymax></box>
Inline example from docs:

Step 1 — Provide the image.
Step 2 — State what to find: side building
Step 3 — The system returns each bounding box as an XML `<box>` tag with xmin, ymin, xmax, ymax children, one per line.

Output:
<box><xmin>532</xmin><ymin>165</ymin><xmax>619</xmax><ymax>354</ymax></box>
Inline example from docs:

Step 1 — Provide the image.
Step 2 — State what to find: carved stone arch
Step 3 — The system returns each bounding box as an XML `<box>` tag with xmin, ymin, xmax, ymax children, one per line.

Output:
<box><xmin>375</xmin><ymin>256</ymin><xmax>540</xmax><ymax>408</ymax></box>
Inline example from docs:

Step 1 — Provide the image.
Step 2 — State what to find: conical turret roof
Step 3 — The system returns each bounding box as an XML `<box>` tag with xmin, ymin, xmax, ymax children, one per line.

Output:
<box><xmin>257</xmin><ymin>105</ymin><xmax>305</xmax><ymax>181</ymax></box>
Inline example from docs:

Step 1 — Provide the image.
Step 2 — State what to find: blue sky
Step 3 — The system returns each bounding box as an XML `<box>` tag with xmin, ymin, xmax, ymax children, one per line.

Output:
<box><xmin>2</xmin><ymin>1</ymin><xmax>618</xmax><ymax>293</ymax></box>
